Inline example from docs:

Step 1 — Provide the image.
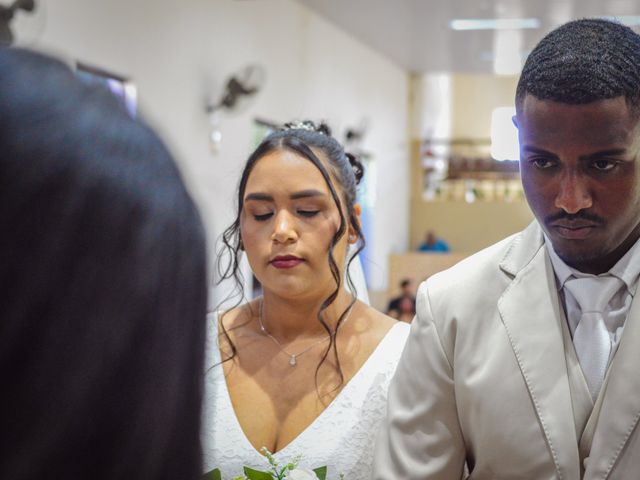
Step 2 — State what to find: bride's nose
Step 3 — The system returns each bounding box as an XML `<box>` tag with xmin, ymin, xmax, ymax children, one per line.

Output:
<box><xmin>271</xmin><ymin>210</ymin><xmax>298</xmax><ymax>244</ymax></box>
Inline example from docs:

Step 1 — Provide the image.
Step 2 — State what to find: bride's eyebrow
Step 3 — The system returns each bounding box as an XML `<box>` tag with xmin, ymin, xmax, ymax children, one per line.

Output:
<box><xmin>244</xmin><ymin>192</ymin><xmax>272</xmax><ymax>202</ymax></box>
<box><xmin>290</xmin><ymin>189</ymin><xmax>326</xmax><ymax>200</ymax></box>
<box><xmin>244</xmin><ymin>189</ymin><xmax>327</xmax><ymax>203</ymax></box>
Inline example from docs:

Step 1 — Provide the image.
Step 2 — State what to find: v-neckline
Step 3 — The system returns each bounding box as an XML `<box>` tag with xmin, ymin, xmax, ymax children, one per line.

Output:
<box><xmin>214</xmin><ymin>316</ymin><xmax>403</xmax><ymax>458</ymax></box>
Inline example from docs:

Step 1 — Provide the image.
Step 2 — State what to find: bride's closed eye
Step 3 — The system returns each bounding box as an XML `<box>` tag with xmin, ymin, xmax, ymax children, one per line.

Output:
<box><xmin>253</xmin><ymin>212</ymin><xmax>273</xmax><ymax>221</ymax></box>
<box><xmin>297</xmin><ymin>209</ymin><xmax>320</xmax><ymax>218</ymax></box>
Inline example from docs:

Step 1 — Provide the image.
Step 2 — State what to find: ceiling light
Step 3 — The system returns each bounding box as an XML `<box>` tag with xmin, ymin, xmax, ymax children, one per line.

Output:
<box><xmin>602</xmin><ymin>15</ymin><xmax>640</xmax><ymax>26</ymax></box>
<box><xmin>450</xmin><ymin>18</ymin><xmax>540</xmax><ymax>31</ymax></box>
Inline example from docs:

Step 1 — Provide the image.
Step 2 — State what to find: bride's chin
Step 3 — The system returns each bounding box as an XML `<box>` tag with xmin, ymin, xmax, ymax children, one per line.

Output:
<box><xmin>263</xmin><ymin>282</ymin><xmax>332</xmax><ymax>302</ymax></box>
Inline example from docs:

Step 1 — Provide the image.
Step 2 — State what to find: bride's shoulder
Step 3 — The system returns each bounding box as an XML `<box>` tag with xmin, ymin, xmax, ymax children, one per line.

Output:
<box><xmin>353</xmin><ymin>302</ymin><xmax>408</xmax><ymax>344</ymax></box>
<box><xmin>209</xmin><ymin>301</ymin><xmax>261</xmax><ymax>354</ymax></box>
<box><xmin>214</xmin><ymin>301</ymin><xmax>259</xmax><ymax>329</ymax></box>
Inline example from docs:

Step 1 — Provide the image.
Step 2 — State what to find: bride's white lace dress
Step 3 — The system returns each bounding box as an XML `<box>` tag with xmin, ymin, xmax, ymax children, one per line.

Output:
<box><xmin>201</xmin><ymin>312</ymin><xmax>410</xmax><ymax>479</ymax></box>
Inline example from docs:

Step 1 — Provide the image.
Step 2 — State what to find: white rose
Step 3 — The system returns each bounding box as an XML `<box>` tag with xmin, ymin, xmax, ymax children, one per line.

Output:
<box><xmin>285</xmin><ymin>468</ymin><xmax>318</xmax><ymax>480</ymax></box>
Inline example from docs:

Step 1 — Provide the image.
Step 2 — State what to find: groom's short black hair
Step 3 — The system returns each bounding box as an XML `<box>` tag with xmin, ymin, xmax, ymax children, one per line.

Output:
<box><xmin>516</xmin><ymin>18</ymin><xmax>640</xmax><ymax>116</ymax></box>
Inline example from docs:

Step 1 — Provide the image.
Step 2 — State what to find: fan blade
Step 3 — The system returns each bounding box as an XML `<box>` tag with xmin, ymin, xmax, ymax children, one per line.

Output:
<box><xmin>13</xmin><ymin>0</ymin><xmax>35</xmax><ymax>13</ymax></box>
<box><xmin>0</xmin><ymin>20</ymin><xmax>14</xmax><ymax>45</ymax></box>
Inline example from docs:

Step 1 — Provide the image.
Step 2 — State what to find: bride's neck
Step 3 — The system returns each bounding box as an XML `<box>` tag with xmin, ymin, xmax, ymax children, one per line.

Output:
<box><xmin>259</xmin><ymin>290</ymin><xmax>355</xmax><ymax>341</ymax></box>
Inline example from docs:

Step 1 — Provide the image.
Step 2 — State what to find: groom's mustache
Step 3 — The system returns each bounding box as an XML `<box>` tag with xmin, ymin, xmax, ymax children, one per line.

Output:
<box><xmin>544</xmin><ymin>211</ymin><xmax>605</xmax><ymax>225</ymax></box>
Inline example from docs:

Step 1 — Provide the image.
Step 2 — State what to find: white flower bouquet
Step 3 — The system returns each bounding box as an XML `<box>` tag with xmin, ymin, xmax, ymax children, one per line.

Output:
<box><xmin>203</xmin><ymin>448</ymin><xmax>343</xmax><ymax>480</ymax></box>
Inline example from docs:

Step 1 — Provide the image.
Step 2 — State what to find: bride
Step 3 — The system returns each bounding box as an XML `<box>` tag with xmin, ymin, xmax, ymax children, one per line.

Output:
<box><xmin>202</xmin><ymin>121</ymin><xmax>409</xmax><ymax>479</ymax></box>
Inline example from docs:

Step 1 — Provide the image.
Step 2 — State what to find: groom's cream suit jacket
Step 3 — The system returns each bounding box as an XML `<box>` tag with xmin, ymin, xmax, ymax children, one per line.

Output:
<box><xmin>374</xmin><ymin>221</ymin><xmax>640</xmax><ymax>479</ymax></box>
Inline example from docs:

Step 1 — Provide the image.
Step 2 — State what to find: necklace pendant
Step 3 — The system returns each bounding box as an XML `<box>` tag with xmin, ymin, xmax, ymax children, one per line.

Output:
<box><xmin>289</xmin><ymin>355</ymin><xmax>297</xmax><ymax>367</ymax></box>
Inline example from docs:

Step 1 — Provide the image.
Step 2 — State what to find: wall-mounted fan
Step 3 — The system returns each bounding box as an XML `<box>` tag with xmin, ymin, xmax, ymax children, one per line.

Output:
<box><xmin>205</xmin><ymin>64</ymin><xmax>266</xmax><ymax>152</ymax></box>
<box><xmin>206</xmin><ymin>64</ymin><xmax>266</xmax><ymax>115</ymax></box>
<box><xmin>0</xmin><ymin>0</ymin><xmax>45</xmax><ymax>46</ymax></box>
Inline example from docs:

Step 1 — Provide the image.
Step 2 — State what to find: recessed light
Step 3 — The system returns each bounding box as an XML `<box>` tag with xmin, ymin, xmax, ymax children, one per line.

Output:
<box><xmin>450</xmin><ymin>18</ymin><xmax>540</xmax><ymax>31</ymax></box>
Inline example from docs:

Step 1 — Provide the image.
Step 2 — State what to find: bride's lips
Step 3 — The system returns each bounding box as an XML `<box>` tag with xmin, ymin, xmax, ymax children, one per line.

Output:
<box><xmin>270</xmin><ymin>255</ymin><xmax>304</xmax><ymax>269</ymax></box>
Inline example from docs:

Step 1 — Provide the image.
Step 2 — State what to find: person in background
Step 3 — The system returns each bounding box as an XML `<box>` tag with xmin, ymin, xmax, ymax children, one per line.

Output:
<box><xmin>386</xmin><ymin>278</ymin><xmax>416</xmax><ymax>323</ymax></box>
<box><xmin>417</xmin><ymin>230</ymin><xmax>450</xmax><ymax>252</ymax></box>
<box><xmin>0</xmin><ymin>48</ymin><xmax>208</xmax><ymax>480</ymax></box>
<box><xmin>202</xmin><ymin>121</ymin><xmax>409</xmax><ymax>480</ymax></box>
<box><xmin>375</xmin><ymin>19</ymin><xmax>640</xmax><ymax>478</ymax></box>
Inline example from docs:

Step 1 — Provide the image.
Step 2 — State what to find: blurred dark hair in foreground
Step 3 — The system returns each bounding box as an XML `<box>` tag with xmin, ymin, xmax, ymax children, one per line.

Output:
<box><xmin>0</xmin><ymin>48</ymin><xmax>208</xmax><ymax>480</ymax></box>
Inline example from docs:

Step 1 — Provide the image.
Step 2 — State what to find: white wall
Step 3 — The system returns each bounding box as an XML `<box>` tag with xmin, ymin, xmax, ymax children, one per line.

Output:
<box><xmin>19</xmin><ymin>0</ymin><xmax>409</xmax><ymax>300</ymax></box>
<box><xmin>411</xmin><ymin>72</ymin><xmax>452</xmax><ymax>141</ymax></box>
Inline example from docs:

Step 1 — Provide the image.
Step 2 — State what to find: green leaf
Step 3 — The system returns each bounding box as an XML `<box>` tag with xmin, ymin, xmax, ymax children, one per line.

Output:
<box><xmin>313</xmin><ymin>466</ymin><xmax>327</xmax><ymax>480</ymax></box>
<box><xmin>243</xmin><ymin>466</ymin><xmax>275</xmax><ymax>480</ymax></box>
<box><xmin>202</xmin><ymin>468</ymin><xmax>222</xmax><ymax>480</ymax></box>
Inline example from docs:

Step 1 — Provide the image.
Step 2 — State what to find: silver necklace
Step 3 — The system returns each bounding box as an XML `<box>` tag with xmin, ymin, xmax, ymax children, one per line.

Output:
<box><xmin>258</xmin><ymin>300</ymin><xmax>355</xmax><ymax>367</ymax></box>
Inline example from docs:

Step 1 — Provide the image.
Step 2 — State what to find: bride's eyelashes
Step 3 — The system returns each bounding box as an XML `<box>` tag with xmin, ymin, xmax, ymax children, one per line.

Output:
<box><xmin>251</xmin><ymin>209</ymin><xmax>322</xmax><ymax>222</ymax></box>
<box><xmin>253</xmin><ymin>212</ymin><xmax>272</xmax><ymax>221</ymax></box>
<box><xmin>297</xmin><ymin>209</ymin><xmax>320</xmax><ymax>218</ymax></box>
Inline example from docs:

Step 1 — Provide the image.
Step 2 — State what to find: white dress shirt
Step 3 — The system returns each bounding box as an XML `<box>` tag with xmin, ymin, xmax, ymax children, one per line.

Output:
<box><xmin>545</xmin><ymin>236</ymin><xmax>640</xmax><ymax>363</ymax></box>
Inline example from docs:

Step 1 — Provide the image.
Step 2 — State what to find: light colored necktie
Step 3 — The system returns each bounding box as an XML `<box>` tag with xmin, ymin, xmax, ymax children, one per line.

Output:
<box><xmin>564</xmin><ymin>276</ymin><xmax>624</xmax><ymax>399</ymax></box>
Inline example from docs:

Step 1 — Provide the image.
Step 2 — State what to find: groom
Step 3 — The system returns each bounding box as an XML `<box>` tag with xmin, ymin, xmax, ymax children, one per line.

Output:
<box><xmin>374</xmin><ymin>18</ymin><xmax>640</xmax><ymax>479</ymax></box>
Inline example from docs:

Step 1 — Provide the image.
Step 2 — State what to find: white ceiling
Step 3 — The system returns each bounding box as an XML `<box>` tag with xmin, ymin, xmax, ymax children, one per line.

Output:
<box><xmin>295</xmin><ymin>0</ymin><xmax>640</xmax><ymax>74</ymax></box>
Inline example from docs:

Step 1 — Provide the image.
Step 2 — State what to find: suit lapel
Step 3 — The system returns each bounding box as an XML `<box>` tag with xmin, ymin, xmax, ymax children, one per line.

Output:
<box><xmin>498</xmin><ymin>222</ymin><xmax>580</xmax><ymax>479</ymax></box>
<box><xmin>585</xmin><ymin>296</ymin><xmax>640</xmax><ymax>479</ymax></box>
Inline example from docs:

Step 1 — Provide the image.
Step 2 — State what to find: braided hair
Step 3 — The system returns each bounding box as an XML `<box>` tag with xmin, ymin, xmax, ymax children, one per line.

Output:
<box><xmin>516</xmin><ymin>18</ymin><xmax>640</xmax><ymax>115</ymax></box>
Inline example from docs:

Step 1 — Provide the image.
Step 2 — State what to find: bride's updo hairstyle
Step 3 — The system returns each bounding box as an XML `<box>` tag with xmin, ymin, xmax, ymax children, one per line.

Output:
<box><xmin>218</xmin><ymin>120</ymin><xmax>365</xmax><ymax>392</ymax></box>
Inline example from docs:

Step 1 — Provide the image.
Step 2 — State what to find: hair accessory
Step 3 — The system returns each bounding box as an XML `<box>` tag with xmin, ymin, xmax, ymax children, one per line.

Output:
<box><xmin>281</xmin><ymin>120</ymin><xmax>324</xmax><ymax>134</ymax></box>
<box><xmin>345</xmin><ymin>152</ymin><xmax>364</xmax><ymax>184</ymax></box>
<box><xmin>258</xmin><ymin>299</ymin><xmax>354</xmax><ymax>367</ymax></box>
